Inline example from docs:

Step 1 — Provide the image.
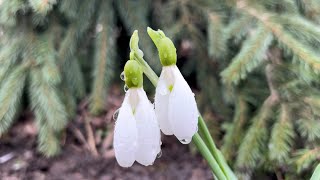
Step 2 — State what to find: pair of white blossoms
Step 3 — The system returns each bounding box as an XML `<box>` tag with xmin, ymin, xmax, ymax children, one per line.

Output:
<box><xmin>114</xmin><ymin>64</ymin><xmax>199</xmax><ymax>167</ymax></box>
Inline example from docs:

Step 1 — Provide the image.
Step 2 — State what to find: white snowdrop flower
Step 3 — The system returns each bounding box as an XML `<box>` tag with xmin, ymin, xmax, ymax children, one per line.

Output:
<box><xmin>114</xmin><ymin>60</ymin><xmax>161</xmax><ymax>167</ymax></box>
<box><xmin>147</xmin><ymin>27</ymin><xmax>199</xmax><ymax>144</ymax></box>
<box><xmin>155</xmin><ymin>65</ymin><xmax>198</xmax><ymax>144</ymax></box>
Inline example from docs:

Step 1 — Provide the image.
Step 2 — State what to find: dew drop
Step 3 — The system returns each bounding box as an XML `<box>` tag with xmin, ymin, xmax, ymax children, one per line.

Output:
<box><xmin>124</xmin><ymin>84</ymin><xmax>129</xmax><ymax>92</ymax></box>
<box><xmin>179</xmin><ymin>138</ymin><xmax>191</xmax><ymax>144</ymax></box>
<box><xmin>156</xmin><ymin>150</ymin><xmax>162</xmax><ymax>158</ymax></box>
<box><xmin>137</xmin><ymin>49</ymin><xmax>144</xmax><ymax>57</ymax></box>
<box><xmin>120</xmin><ymin>71</ymin><xmax>125</xmax><ymax>81</ymax></box>
<box><xmin>113</xmin><ymin>109</ymin><xmax>120</xmax><ymax>121</ymax></box>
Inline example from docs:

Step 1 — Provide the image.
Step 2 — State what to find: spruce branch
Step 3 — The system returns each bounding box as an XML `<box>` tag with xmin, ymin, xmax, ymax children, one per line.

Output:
<box><xmin>226</xmin><ymin>15</ymin><xmax>254</xmax><ymax>43</ymax></box>
<box><xmin>236</xmin><ymin>64</ymin><xmax>279</xmax><ymax>172</ymax></box>
<box><xmin>28</xmin><ymin>0</ymin><xmax>56</xmax><ymax>15</ymax></box>
<box><xmin>89</xmin><ymin>0</ymin><xmax>115</xmax><ymax>115</ymax></box>
<box><xmin>0</xmin><ymin>38</ymin><xmax>24</xmax><ymax>84</ymax></box>
<box><xmin>268</xmin><ymin>103</ymin><xmax>294</xmax><ymax>164</ymax></box>
<box><xmin>58</xmin><ymin>0</ymin><xmax>79</xmax><ymax>20</ymax></box>
<box><xmin>0</xmin><ymin>65</ymin><xmax>27</xmax><ymax>135</ymax></box>
<box><xmin>272</xmin><ymin>15</ymin><xmax>320</xmax><ymax>45</ymax></box>
<box><xmin>62</xmin><ymin>58</ymin><xmax>85</xmax><ymax>99</ymax></box>
<box><xmin>294</xmin><ymin>147</ymin><xmax>320</xmax><ymax>173</ymax></box>
<box><xmin>297</xmin><ymin>114</ymin><xmax>320</xmax><ymax>142</ymax></box>
<box><xmin>34</xmin><ymin>108</ymin><xmax>61</xmax><ymax>157</ymax></box>
<box><xmin>207</xmin><ymin>12</ymin><xmax>227</xmax><ymax>60</ymax></box>
<box><xmin>237</xmin><ymin>1</ymin><xmax>320</xmax><ymax>73</ymax></box>
<box><xmin>235</xmin><ymin>97</ymin><xmax>276</xmax><ymax>170</ymax></box>
<box><xmin>222</xmin><ymin>94</ymin><xmax>248</xmax><ymax>162</ymax></box>
<box><xmin>221</xmin><ymin>23</ymin><xmax>273</xmax><ymax>85</ymax></box>
<box><xmin>29</xmin><ymin>68</ymin><xmax>68</xmax><ymax>131</ymax></box>
<box><xmin>0</xmin><ymin>0</ymin><xmax>26</xmax><ymax>27</ymax></box>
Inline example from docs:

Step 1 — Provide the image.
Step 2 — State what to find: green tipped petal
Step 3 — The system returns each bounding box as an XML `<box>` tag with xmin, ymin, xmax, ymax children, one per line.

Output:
<box><xmin>147</xmin><ymin>27</ymin><xmax>177</xmax><ymax>66</ymax></box>
<box><xmin>124</xmin><ymin>60</ymin><xmax>143</xmax><ymax>88</ymax></box>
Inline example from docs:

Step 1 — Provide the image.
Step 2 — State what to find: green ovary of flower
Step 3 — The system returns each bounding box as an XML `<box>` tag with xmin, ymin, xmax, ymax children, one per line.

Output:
<box><xmin>147</xmin><ymin>27</ymin><xmax>177</xmax><ymax>66</ymax></box>
<box><xmin>124</xmin><ymin>60</ymin><xmax>143</xmax><ymax>88</ymax></box>
<box><xmin>158</xmin><ymin>38</ymin><xmax>177</xmax><ymax>66</ymax></box>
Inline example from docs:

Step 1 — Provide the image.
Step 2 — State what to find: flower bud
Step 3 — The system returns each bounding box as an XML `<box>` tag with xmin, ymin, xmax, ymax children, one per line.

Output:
<box><xmin>147</xmin><ymin>27</ymin><xmax>177</xmax><ymax>66</ymax></box>
<box><xmin>124</xmin><ymin>60</ymin><xmax>143</xmax><ymax>88</ymax></box>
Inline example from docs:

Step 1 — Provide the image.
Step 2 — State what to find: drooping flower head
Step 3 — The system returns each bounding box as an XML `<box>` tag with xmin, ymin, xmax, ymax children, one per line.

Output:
<box><xmin>114</xmin><ymin>60</ymin><xmax>161</xmax><ymax>167</ymax></box>
<box><xmin>147</xmin><ymin>27</ymin><xmax>199</xmax><ymax>144</ymax></box>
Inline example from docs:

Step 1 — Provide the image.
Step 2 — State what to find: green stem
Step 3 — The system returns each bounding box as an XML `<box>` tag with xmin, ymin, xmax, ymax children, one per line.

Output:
<box><xmin>198</xmin><ymin>116</ymin><xmax>237</xmax><ymax>180</ymax></box>
<box><xmin>134</xmin><ymin>52</ymin><xmax>159</xmax><ymax>87</ymax></box>
<box><xmin>311</xmin><ymin>163</ymin><xmax>320</xmax><ymax>180</ymax></box>
<box><xmin>193</xmin><ymin>133</ymin><xmax>227</xmax><ymax>180</ymax></box>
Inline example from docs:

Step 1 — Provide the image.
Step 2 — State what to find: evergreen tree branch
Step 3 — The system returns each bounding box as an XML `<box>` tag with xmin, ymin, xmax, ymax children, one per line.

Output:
<box><xmin>222</xmin><ymin>94</ymin><xmax>248</xmax><ymax>162</ymax></box>
<box><xmin>0</xmin><ymin>64</ymin><xmax>27</xmax><ymax>135</ymax></box>
<box><xmin>0</xmin><ymin>0</ymin><xmax>26</xmax><ymax>27</ymax></box>
<box><xmin>34</xmin><ymin>108</ymin><xmax>61</xmax><ymax>157</ymax></box>
<box><xmin>89</xmin><ymin>0</ymin><xmax>115</xmax><ymax>115</ymax></box>
<box><xmin>28</xmin><ymin>0</ymin><xmax>57</xmax><ymax>15</ymax></box>
<box><xmin>294</xmin><ymin>147</ymin><xmax>320</xmax><ymax>173</ymax></box>
<box><xmin>208</xmin><ymin>12</ymin><xmax>227</xmax><ymax>59</ymax></box>
<box><xmin>221</xmin><ymin>23</ymin><xmax>273</xmax><ymax>85</ymax></box>
<box><xmin>268</xmin><ymin>103</ymin><xmax>294</xmax><ymax>164</ymax></box>
<box><xmin>237</xmin><ymin>1</ymin><xmax>320</xmax><ymax>73</ymax></box>
<box><xmin>29</xmin><ymin>68</ymin><xmax>68</xmax><ymax>131</ymax></box>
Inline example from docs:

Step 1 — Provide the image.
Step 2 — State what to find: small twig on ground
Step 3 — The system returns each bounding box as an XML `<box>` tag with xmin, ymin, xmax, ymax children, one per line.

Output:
<box><xmin>69</xmin><ymin>123</ymin><xmax>90</xmax><ymax>151</ymax></box>
<box><xmin>102</xmin><ymin>130</ymin><xmax>114</xmax><ymax>150</ymax></box>
<box><xmin>103</xmin><ymin>149</ymin><xmax>115</xmax><ymax>159</ymax></box>
<box><xmin>84</xmin><ymin>113</ymin><xmax>99</xmax><ymax>157</ymax></box>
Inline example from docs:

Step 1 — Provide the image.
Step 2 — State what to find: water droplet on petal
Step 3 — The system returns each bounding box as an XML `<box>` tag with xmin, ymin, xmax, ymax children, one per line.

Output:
<box><xmin>179</xmin><ymin>138</ymin><xmax>191</xmax><ymax>144</ymax></box>
<box><xmin>124</xmin><ymin>84</ymin><xmax>129</xmax><ymax>92</ymax></box>
<box><xmin>157</xmin><ymin>150</ymin><xmax>162</xmax><ymax>158</ymax></box>
<box><xmin>113</xmin><ymin>109</ymin><xmax>120</xmax><ymax>121</ymax></box>
<box><xmin>120</xmin><ymin>71</ymin><xmax>125</xmax><ymax>81</ymax></box>
<box><xmin>137</xmin><ymin>49</ymin><xmax>144</xmax><ymax>57</ymax></box>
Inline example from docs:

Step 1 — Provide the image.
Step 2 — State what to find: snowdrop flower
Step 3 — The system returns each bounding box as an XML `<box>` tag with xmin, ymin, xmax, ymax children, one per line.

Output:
<box><xmin>147</xmin><ymin>27</ymin><xmax>199</xmax><ymax>144</ymax></box>
<box><xmin>114</xmin><ymin>60</ymin><xmax>161</xmax><ymax>167</ymax></box>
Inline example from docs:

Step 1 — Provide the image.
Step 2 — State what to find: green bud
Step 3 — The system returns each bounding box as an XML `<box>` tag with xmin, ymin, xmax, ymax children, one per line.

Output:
<box><xmin>129</xmin><ymin>30</ymin><xmax>144</xmax><ymax>59</ymax></box>
<box><xmin>130</xmin><ymin>30</ymin><xmax>139</xmax><ymax>52</ymax></box>
<box><xmin>124</xmin><ymin>60</ymin><xmax>143</xmax><ymax>88</ymax></box>
<box><xmin>147</xmin><ymin>27</ymin><xmax>177</xmax><ymax>66</ymax></box>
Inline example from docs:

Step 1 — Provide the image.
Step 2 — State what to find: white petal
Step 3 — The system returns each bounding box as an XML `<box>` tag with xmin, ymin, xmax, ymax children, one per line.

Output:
<box><xmin>168</xmin><ymin>66</ymin><xmax>198</xmax><ymax>144</ymax></box>
<box><xmin>155</xmin><ymin>69</ymin><xmax>173</xmax><ymax>135</ymax></box>
<box><xmin>113</xmin><ymin>98</ymin><xmax>138</xmax><ymax>167</ymax></box>
<box><xmin>134</xmin><ymin>89</ymin><xmax>161</xmax><ymax>166</ymax></box>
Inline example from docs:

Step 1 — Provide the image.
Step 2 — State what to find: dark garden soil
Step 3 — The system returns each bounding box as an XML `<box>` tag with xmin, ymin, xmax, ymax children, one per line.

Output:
<box><xmin>0</xmin><ymin>86</ymin><xmax>212</xmax><ymax>180</ymax></box>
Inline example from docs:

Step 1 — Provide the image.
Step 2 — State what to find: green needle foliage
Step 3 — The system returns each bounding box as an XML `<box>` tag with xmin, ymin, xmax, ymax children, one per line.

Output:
<box><xmin>0</xmin><ymin>0</ymin><xmax>320</xmax><ymax>178</ymax></box>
